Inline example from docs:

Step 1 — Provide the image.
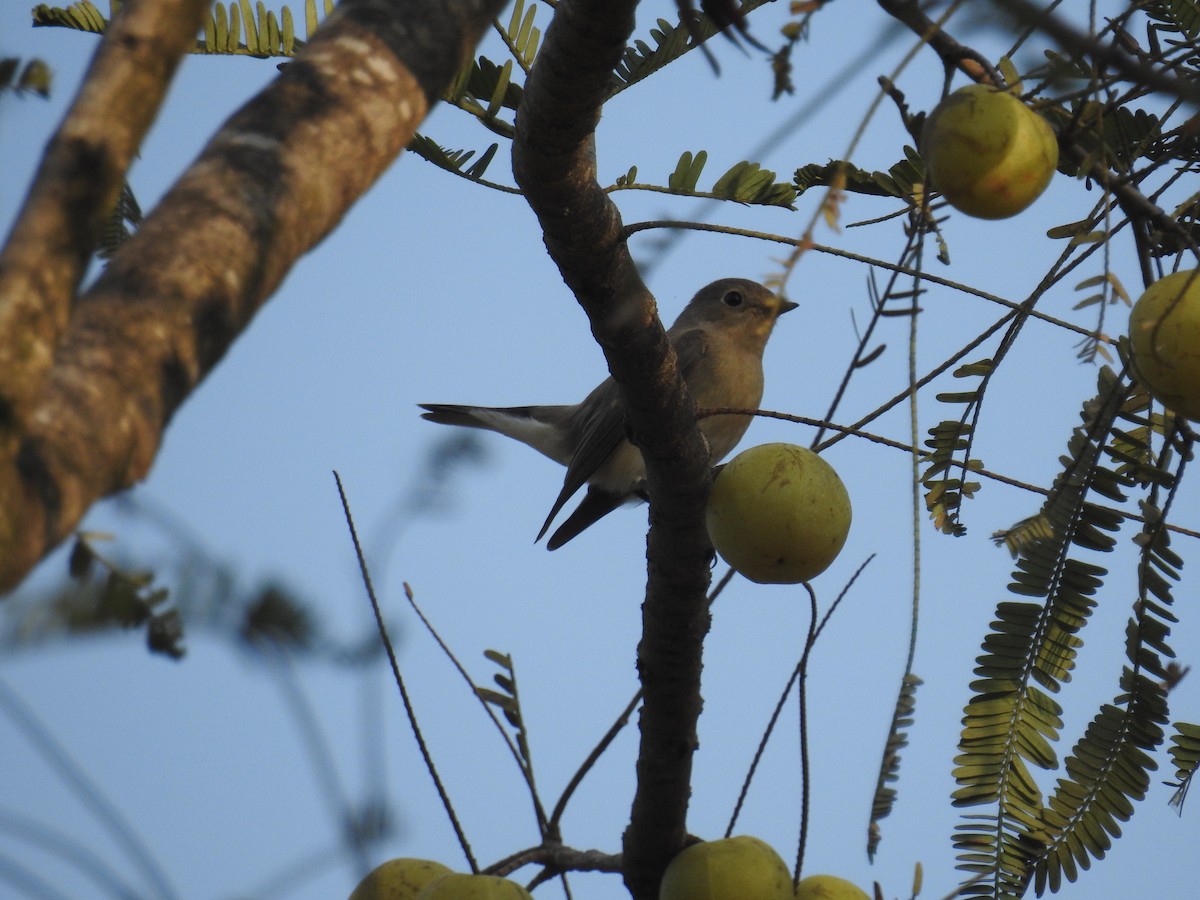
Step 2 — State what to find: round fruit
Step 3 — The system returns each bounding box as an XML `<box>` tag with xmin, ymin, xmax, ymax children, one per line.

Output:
<box><xmin>349</xmin><ymin>858</ymin><xmax>453</xmax><ymax>900</ymax></box>
<box><xmin>795</xmin><ymin>873</ymin><xmax>871</xmax><ymax>900</ymax></box>
<box><xmin>415</xmin><ymin>872</ymin><xmax>533</xmax><ymax>900</ymax></box>
<box><xmin>706</xmin><ymin>443</ymin><xmax>851</xmax><ymax>584</ymax></box>
<box><xmin>922</xmin><ymin>83</ymin><xmax>1058</xmax><ymax>219</ymax></box>
<box><xmin>1128</xmin><ymin>268</ymin><xmax>1200</xmax><ymax>420</ymax></box>
<box><xmin>659</xmin><ymin>835</ymin><xmax>792</xmax><ymax>900</ymax></box>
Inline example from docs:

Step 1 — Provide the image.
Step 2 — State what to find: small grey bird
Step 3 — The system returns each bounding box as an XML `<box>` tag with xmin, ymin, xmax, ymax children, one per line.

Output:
<box><xmin>420</xmin><ymin>278</ymin><xmax>797</xmax><ymax>549</ymax></box>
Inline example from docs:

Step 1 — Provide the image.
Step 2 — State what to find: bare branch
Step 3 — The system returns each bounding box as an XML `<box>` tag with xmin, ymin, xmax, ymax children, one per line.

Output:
<box><xmin>0</xmin><ymin>0</ymin><xmax>507</xmax><ymax>592</ymax></box>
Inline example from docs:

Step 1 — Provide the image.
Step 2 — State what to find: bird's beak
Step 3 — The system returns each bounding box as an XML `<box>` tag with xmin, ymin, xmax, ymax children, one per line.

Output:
<box><xmin>778</xmin><ymin>299</ymin><xmax>799</xmax><ymax>315</ymax></box>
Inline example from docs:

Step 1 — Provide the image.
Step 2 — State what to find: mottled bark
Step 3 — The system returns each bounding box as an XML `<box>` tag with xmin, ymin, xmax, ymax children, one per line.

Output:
<box><xmin>0</xmin><ymin>0</ymin><xmax>507</xmax><ymax>590</ymax></box>
<box><xmin>0</xmin><ymin>0</ymin><xmax>212</xmax><ymax>436</ymax></box>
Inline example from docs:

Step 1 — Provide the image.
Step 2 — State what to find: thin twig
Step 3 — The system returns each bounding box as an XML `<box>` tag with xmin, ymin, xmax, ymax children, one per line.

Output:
<box><xmin>989</xmin><ymin>0</ymin><xmax>1200</xmax><ymax>103</ymax></box>
<box><xmin>0</xmin><ymin>677</ymin><xmax>177</xmax><ymax>899</ymax></box>
<box><xmin>486</xmin><ymin>842</ymin><xmax>623</xmax><ymax>878</ymax></box>
<box><xmin>813</xmin><ymin>226</ymin><xmax>924</xmax><ymax>448</ymax></box>
<box><xmin>264</xmin><ymin>647</ymin><xmax>371</xmax><ymax>874</ymax></box>
<box><xmin>0</xmin><ymin>807</ymin><xmax>142</xmax><ymax>898</ymax></box>
<box><xmin>795</xmin><ymin>582</ymin><xmax>819</xmax><ymax>884</ymax></box>
<box><xmin>549</xmin><ymin>690</ymin><xmax>643</xmax><ymax>830</ymax></box>
<box><xmin>400</xmin><ymin>584</ymin><xmax>551</xmax><ymax>833</ymax></box>
<box><xmin>621</xmin><ymin>221</ymin><xmax>1103</xmax><ymax>339</ymax></box>
<box><xmin>713</xmin><ymin>558</ymin><xmax>875</xmax><ymax>857</ymax></box>
<box><xmin>550</xmin><ymin>568</ymin><xmax>736</xmax><ymax>833</ymax></box>
<box><xmin>697</xmin><ymin>408</ymin><xmax>1200</xmax><ymax>541</ymax></box>
<box><xmin>332</xmin><ymin>472</ymin><xmax>477</xmax><ymax>873</ymax></box>
<box><xmin>795</xmin><ymin>557</ymin><xmax>876</xmax><ymax>881</ymax></box>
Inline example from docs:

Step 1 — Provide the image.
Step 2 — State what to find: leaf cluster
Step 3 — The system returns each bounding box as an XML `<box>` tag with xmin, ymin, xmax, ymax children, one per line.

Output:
<box><xmin>55</xmin><ymin>533</ymin><xmax>185</xmax><ymax>659</ymax></box>
<box><xmin>615</xmin><ymin>150</ymin><xmax>797</xmax><ymax>208</ymax></box>
<box><xmin>32</xmin><ymin>0</ymin><xmax>332</xmax><ymax>57</ymax></box>
<box><xmin>0</xmin><ymin>57</ymin><xmax>52</xmax><ymax>97</ymax></box>
<box><xmin>868</xmin><ymin>673</ymin><xmax>922</xmax><ymax>862</ymax></box>
<box><xmin>920</xmin><ymin>358</ymin><xmax>992</xmax><ymax>537</ymax></box>
<box><xmin>793</xmin><ymin>148</ymin><xmax>925</xmax><ymax>205</ymax></box>
<box><xmin>952</xmin><ymin>368</ymin><xmax>1193</xmax><ymax>897</ymax></box>
<box><xmin>30</xmin><ymin>0</ymin><xmax>798</xmax><ymax>214</ymax></box>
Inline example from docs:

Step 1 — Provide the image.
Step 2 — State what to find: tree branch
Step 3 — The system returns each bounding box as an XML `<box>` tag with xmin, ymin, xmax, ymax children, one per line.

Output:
<box><xmin>513</xmin><ymin>3</ymin><xmax>717</xmax><ymax>898</ymax></box>
<box><xmin>875</xmin><ymin>0</ymin><xmax>998</xmax><ymax>84</ymax></box>
<box><xmin>0</xmin><ymin>0</ymin><xmax>507</xmax><ymax>592</ymax></box>
<box><xmin>0</xmin><ymin>0</ymin><xmax>211</xmax><ymax>435</ymax></box>
<box><xmin>988</xmin><ymin>0</ymin><xmax>1200</xmax><ymax>104</ymax></box>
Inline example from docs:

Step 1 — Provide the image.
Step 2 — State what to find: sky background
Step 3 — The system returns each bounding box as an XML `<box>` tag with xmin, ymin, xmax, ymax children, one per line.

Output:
<box><xmin>1</xmin><ymin>1</ymin><xmax>1198</xmax><ymax>898</ymax></box>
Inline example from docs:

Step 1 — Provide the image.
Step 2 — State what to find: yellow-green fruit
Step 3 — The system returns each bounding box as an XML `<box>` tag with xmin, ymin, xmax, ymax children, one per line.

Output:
<box><xmin>349</xmin><ymin>858</ymin><xmax>453</xmax><ymax>900</ymax></box>
<box><xmin>795</xmin><ymin>874</ymin><xmax>871</xmax><ymax>900</ymax></box>
<box><xmin>1129</xmin><ymin>269</ymin><xmax>1200</xmax><ymax>421</ymax></box>
<box><xmin>922</xmin><ymin>83</ymin><xmax>1058</xmax><ymax>219</ymax></box>
<box><xmin>415</xmin><ymin>873</ymin><xmax>533</xmax><ymax>900</ymax></box>
<box><xmin>659</xmin><ymin>836</ymin><xmax>793</xmax><ymax>900</ymax></box>
<box><xmin>706</xmin><ymin>443</ymin><xmax>851</xmax><ymax>584</ymax></box>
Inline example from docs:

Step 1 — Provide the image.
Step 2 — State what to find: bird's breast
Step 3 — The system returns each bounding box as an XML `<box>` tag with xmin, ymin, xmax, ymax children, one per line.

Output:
<box><xmin>700</xmin><ymin>412</ymin><xmax>755</xmax><ymax>463</ymax></box>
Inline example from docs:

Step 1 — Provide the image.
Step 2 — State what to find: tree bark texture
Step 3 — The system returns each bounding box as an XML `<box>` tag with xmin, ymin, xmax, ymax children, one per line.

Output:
<box><xmin>0</xmin><ymin>0</ymin><xmax>507</xmax><ymax>591</ymax></box>
<box><xmin>513</xmin><ymin>2</ymin><xmax>715</xmax><ymax>897</ymax></box>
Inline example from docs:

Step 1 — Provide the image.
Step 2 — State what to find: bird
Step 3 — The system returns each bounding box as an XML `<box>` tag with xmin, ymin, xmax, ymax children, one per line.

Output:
<box><xmin>419</xmin><ymin>278</ymin><xmax>797</xmax><ymax>549</ymax></box>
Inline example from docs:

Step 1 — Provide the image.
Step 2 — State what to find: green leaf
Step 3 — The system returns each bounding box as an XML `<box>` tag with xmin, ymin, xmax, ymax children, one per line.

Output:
<box><xmin>464</xmin><ymin>143</ymin><xmax>499</xmax><ymax>180</ymax></box>
<box><xmin>1168</xmin><ymin>721</ymin><xmax>1200</xmax><ymax>810</ymax></box>
<box><xmin>266</xmin><ymin>9</ymin><xmax>280</xmax><ymax>53</ymax></box>
<box><xmin>480</xmin><ymin>650</ymin><xmax>532</xmax><ymax>764</ymax></box>
<box><xmin>304</xmin><ymin>0</ymin><xmax>317</xmax><ymax>37</ymax></box>
<box><xmin>711</xmin><ymin>160</ymin><xmax>797</xmax><ymax>208</ymax></box>
<box><xmin>407</xmin><ymin>134</ymin><xmax>517</xmax><ymax>193</ymax></box>
<box><xmin>466</xmin><ymin>56</ymin><xmax>523</xmax><ymax>112</ymax></box>
<box><xmin>1149</xmin><ymin>0</ymin><xmax>1200</xmax><ymax>38</ymax></box>
<box><xmin>215</xmin><ymin>3</ymin><xmax>230</xmax><ymax>51</ymax></box>
<box><xmin>281</xmin><ymin>6</ymin><xmax>295</xmax><ymax>54</ymax></box>
<box><xmin>613</xmin><ymin>18</ymin><xmax>693</xmax><ymax>92</ymax></box>
<box><xmin>668</xmin><ymin>150</ymin><xmax>707</xmax><ymax>192</ymax></box>
<box><xmin>32</xmin><ymin>1</ymin><xmax>108</xmax><ymax>32</ymax></box>
<box><xmin>955</xmin><ymin>366</ymin><xmax>1188</xmax><ymax>897</ymax></box>
<box><xmin>484</xmin><ymin>59</ymin><xmax>512</xmax><ymax>119</ymax></box>
<box><xmin>794</xmin><ymin>151</ymin><xmax>924</xmax><ymax>202</ymax></box>
<box><xmin>239</xmin><ymin>0</ymin><xmax>257</xmax><ymax>54</ymax></box>
<box><xmin>507</xmin><ymin>0</ymin><xmax>540</xmax><ymax>65</ymax></box>
<box><xmin>0</xmin><ymin>58</ymin><xmax>52</xmax><ymax>97</ymax></box>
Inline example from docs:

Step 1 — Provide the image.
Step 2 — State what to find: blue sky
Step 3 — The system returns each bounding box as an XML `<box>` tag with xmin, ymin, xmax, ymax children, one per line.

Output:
<box><xmin>1</xmin><ymin>2</ymin><xmax>1198</xmax><ymax>898</ymax></box>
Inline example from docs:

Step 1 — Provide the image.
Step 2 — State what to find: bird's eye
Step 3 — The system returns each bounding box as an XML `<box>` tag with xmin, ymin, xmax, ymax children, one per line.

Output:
<box><xmin>723</xmin><ymin>290</ymin><xmax>744</xmax><ymax>307</ymax></box>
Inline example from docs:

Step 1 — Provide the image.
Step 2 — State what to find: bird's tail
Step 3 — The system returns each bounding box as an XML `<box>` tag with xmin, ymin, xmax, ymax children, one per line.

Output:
<box><xmin>418</xmin><ymin>404</ymin><xmax>572</xmax><ymax>466</ymax></box>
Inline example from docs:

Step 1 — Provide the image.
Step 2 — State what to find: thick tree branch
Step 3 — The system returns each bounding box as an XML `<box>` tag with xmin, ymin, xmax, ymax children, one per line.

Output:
<box><xmin>989</xmin><ymin>0</ymin><xmax>1200</xmax><ymax>104</ymax></box>
<box><xmin>513</xmin><ymin>3</ymin><xmax>717</xmax><ymax>898</ymax></box>
<box><xmin>875</xmin><ymin>0</ymin><xmax>997</xmax><ymax>83</ymax></box>
<box><xmin>0</xmin><ymin>0</ymin><xmax>211</xmax><ymax>435</ymax></box>
<box><xmin>0</xmin><ymin>0</ymin><xmax>507</xmax><ymax>592</ymax></box>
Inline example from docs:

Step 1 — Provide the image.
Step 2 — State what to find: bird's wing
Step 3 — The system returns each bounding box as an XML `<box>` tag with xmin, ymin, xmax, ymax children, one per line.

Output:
<box><xmin>671</xmin><ymin>327</ymin><xmax>712</xmax><ymax>384</ymax></box>
<box><xmin>536</xmin><ymin>380</ymin><xmax>626</xmax><ymax>542</ymax></box>
<box><xmin>537</xmin><ymin>331</ymin><xmax>713</xmax><ymax>543</ymax></box>
<box><xmin>545</xmin><ymin>486</ymin><xmax>629</xmax><ymax>550</ymax></box>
